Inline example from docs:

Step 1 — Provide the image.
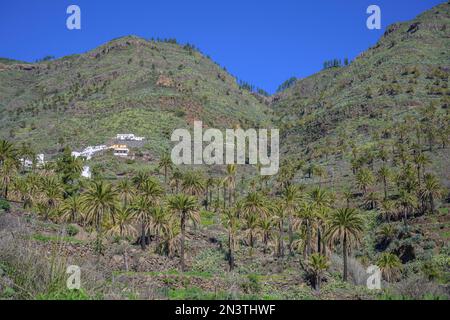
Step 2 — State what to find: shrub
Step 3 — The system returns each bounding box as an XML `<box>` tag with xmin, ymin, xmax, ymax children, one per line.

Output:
<box><xmin>0</xmin><ymin>199</ymin><xmax>10</xmax><ymax>212</ymax></box>
<box><xmin>66</xmin><ymin>225</ymin><xmax>79</xmax><ymax>237</ymax></box>
<box><xmin>240</xmin><ymin>274</ymin><xmax>262</xmax><ymax>294</ymax></box>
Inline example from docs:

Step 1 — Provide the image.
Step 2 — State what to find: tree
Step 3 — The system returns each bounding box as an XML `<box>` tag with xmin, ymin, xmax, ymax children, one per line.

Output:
<box><xmin>0</xmin><ymin>140</ymin><xmax>16</xmax><ymax>167</ymax></box>
<box><xmin>272</xmin><ymin>202</ymin><xmax>286</xmax><ymax>258</ymax></box>
<box><xmin>397</xmin><ymin>190</ymin><xmax>418</xmax><ymax>226</ymax></box>
<box><xmin>377</xmin><ymin>166</ymin><xmax>391</xmax><ymax>200</ymax></box>
<box><xmin>326</xmin><ymin>208</ymin><xmax>364</xmax><ymax>282</ymax></box>
<box><xmin>115</xmin><ymin>178</ymin><xmax>135</xmax><ymax>207</ymax></box>
<box><xmin>307</xmin><ymin>253</ymin><xmax>329</xmax><ymax>292</ymax></box>
<box><xmin>377</xmin><ymin>252</ymin><xmax>402</xmax><ymax>282</ymax></box>
<box><xmin>420</xmin><ymin>173</ymin><xmax>442</xmax><ymax>214</ymax></box>
<box><xmin>221</xmin><ymin>208</ymin><xmax>239</xmax><ymax>270</ymax></box>
<box><xmin>157</xmin><ymin>153</ymin><xmax>173</xmax><ymax>184</ymax></box>
<box><xmin>222</xmin><ymin>164</ymin><xmax>237</xmax><ymax>206</ymax></box>
<box><xmin>258</xmin><ymin>215</ymin><xmax>274</xmax><ymax>254</ymax></box>
<box><xmin>182</xmin><ymin>171</ymin><xmax>205</xmax><ymax>197</ymax></box>
<box><xmin>356</xmin><ymin>168</ymin><xmax>375</xmax><ymax>194</ymax></box>
<box><xmin>59</xmin><ymin>194</ymin><xmax>83</xmax><ymax>224</ymax></box>
<box><xmin>106</xmin><ymin>206</ymin><xmax>137</xmax><ymax>239</ymax></box>
<box><xmin>0</xmin><ymin>158</ymin><xmax>18</xmax><ymax>200</ymax></box>
<box><xmin>295</xmin><ymin>202</ymin><xmax>316</xmax><ymax>259</ymax></box>
<box><xmin>282</xmin><ymin>185</ymin><xmax>302</xmax><ymax>255</ymax></box>
<box><xmin>168</xmin><ymin>194</ymin><xmax>200</xmax><ymax>271</ymax></box>
<box><xmin>40</xmin><ymin>175</ymin><xmax>64</xmax><ymax>220</ymax></box>
<box><xmin>81</xmin><ymin>181</ymin><xmax>118</xmax><ymax>253</ymax></box>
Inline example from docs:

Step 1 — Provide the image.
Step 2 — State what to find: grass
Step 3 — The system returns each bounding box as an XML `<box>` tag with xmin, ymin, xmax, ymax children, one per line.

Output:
<box><xmin>31</xmin><ymin>233</ymin><xmax>84</xmax><ymax>244</ymax></box>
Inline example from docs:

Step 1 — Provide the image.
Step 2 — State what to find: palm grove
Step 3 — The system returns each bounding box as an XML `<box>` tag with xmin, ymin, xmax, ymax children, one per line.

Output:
<box><xmin>0</xmin><ymin>101</ymin><xmax>448</xmax><ymax>293</ymax></box>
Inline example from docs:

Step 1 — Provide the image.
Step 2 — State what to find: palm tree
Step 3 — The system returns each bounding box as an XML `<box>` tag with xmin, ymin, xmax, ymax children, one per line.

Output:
<box><xmin>282</xmin><ymin>185</ymin><xmax>302</xmax><ymax>255</ymax></box>
<box><xmin>81</xmin><ymin>181</ymin><xmax>118</xmax><ymax>253</ymax></box>
<box><xmin>420</xmin><ymin>173</ymin><xmax>442</xmax><ymax>214</ymax></box>
<box><xmin>106</xmin><ymin>206</ymin><xmax>137</xmax><ymax>239</ymax></box>
<box><xmin>133</xmin><ymin>196</ymin><xmax>157</xmax><ymax>250</ymax></box>
<box><xmin>326</xmin><ymin>208</ymin><xmax>364</xmax><ymax>282</ymax></box>
<box><xmin>243</xmin><ymin>212</ymin><xmax>259</xmax><ymax>250</ymax></box>
<box><xmin>356</xmin><ymin>168</ymin><xmax>375</xmax><ymax>194</ymax></box>
<box><xmin>205</xmin><ymin>176</ymin><xmax>215</xmax><ymax>210</ymax></box>
<box><xmin>242</xmin><ymin>192</ymin><xmax>270</xmax><ymax>219</ymax></box>
<box><xmin>169</xmin><ymin>168</ymin><xmax>183</xmax><ymax>194</ymax></box>
<box><xmin>221</xmin><ymin>208</ymin><xmax>239</xmax><ymax>270</ymax></box>
<box><xmin>364</xmin><ymin>191</ymin><xmax>381</xmax><ymax>210</ymax></box>
<box><xmin>115</xmin><ymin>178</ymin><xmax>135</xmax><ymax>207</ymax></box>
<box><xmin>182</xmin><ymin>171</ymin><xmax>205</xmax><ymax>197</ymax></box>
<box><xmin>222</xmin><ymin>164</ymin><xmax>237</xmax><ymax>206</ymax></box>
<box><xmin>295</xmin><ymin>202</ymin><xmax>316</xmax><ymax>259</ymax></box>
<box><xmin>139</xmin><ymin>178</ymin><xmax>163</xmax><ymax>204</ymax></box>
<box><xmin>158</xmin><ymin>153</ymin><xmax>173</xmax><ymax>184</ymax></box>
<box><xmin>413</xmin><ymin>153</ymin><xmax>430</xmax><ymax>187</ymax></box>
<box><xmin>149</xmin><ymin>206</ymin><xmax>170</xmax><ymax>246</ymax></box>
<box><xmin>0</xmin><ymin>158</ymin><xmax>18</xmax><ymax>200</ymax></box>
<box><xmin>377</xmin><ymin>165</ymin><xmax>391</xmax><ymax>200</ymax></box>
<box><xmin>377</xmin><ymin>252</ymin><xmax>402</xmax><ymax>282</ymax></box>
<box><xmin>158</xmin><ymin>219</ymin><xmax>181</xmax><ymax>258</ymax></box>
<box><xmin>132</xmin><ymin>171</ymin><xmax>150</xmax><ymax>191</ymax></box>
<box><xmin>379</xmin><ymin>200</ymin><xmax>395</xmax><ymax>222</ymax></box>
<box><xmin>309</xmin><ymin>187</ymin><xmax>331</xmax><ymax>254</ymax></box>
<box><xmin>0</xmin><ymin>140</ymin><xmax>16</xmax><ymax>167</ymax></box>
<box><xmin>258</xmin><ymin>215</ymin><xmax>274</xmax><ymax>254</ymax></box>
<box><xmin>397</xmin><ymin>190</ymin><xmax>418</xmax><ymax>226</ymax></box>
<box><xmin>272</xmin><ymin>203</ymin><xmax>286</xmax><ymax>257</ymax></box>
<box><xmin>40</xmin><ymin>175</ymin><xmax>64</xmax><ymax>220</ymax></box>
<box><xmin>168</xmin><ymin>194</ymin><xmax>200</xmax><ymax>271</ymax></box>
<box><xmin>307</xmin><ymin>253</ymin><xmax>329</xmax><ymax>292</ymax></box>
<box><xmin>59</xmin><ymin>194</ymin><xmax>83</xmax><ymax>224</ymax></box>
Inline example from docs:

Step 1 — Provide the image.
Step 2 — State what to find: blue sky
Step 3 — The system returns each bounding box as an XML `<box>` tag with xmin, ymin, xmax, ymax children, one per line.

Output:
<box><xmin>0</xmin><ymin>0</ymin><xmax>444</xmax><ymax>93</ymax></box>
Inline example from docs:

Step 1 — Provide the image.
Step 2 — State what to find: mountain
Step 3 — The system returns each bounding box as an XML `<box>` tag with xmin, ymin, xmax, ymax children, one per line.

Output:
<box><xmin>272</xmin><ymin>2</ymin><xmax>449</xmax><ymax>187</ymax></box>
<box><xmin>0</xmin><ymin>36</ymin><xmax>271</xmax><ymax>157</ymax></box>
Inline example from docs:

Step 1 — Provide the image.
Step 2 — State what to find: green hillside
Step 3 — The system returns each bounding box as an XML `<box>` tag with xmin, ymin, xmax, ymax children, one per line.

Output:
<box><xmin>0</xmin><ymin>36</ymin><xmax>271</xmax><ymax>157</ymax></box>
<box><xmin>273</xmin><ymin>2</ymin><xmax>449</xmax><ymax>187</ymax></box>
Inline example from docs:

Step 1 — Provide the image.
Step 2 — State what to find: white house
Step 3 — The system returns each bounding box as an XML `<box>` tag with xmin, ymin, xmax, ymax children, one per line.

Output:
<box><xmin>72</xmin><ymin>145</ymin><xmax>108</xmax><ymax>160</ymax></box>
<box><xmin>111</xmin><ymin>144</ymin><xmax>129</xmax><ymax>157</ymax></box>
<box><xmin>116</xmin><ymin>133</ymin><xmax>145</xmax><ymax>141</ymax></box>
<box><xmin>81</xmin><ymin>165</ymin><xmax>92</xmax><ymax>179</ymax></box>
<box><xmin>20</xmin><ymin>153</ymin><xmax>45</xmax><ymax>169</ymax></box>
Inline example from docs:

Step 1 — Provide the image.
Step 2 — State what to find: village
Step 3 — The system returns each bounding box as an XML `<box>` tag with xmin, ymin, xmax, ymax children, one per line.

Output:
<box><xmin>20</xmin><ymin>133</ymin><xmax>145</xmax><ymax>179</ymax></box>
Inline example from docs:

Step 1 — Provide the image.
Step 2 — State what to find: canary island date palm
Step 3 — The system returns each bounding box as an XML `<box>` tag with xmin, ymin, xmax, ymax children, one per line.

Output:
<box><xmin>0</xmin><ymin>140</ymin><xmax>17</xmax><ymax>167</ymax></box>
<box><xmin>221</xmin><ymin>208</ymin><xmax>240</xmax><ymax>271</ymax></box>
<box><xmin>282</xmin><ymin>185</ymin><xmax>303</xmax><ymax>255</ymax></box>
<box><xmin>81</xmin><ymin>180</ymin><xmax>118</xmax><ymax>253</ymax></box>
<box><xmin>106</xmin><ymin>206</ymin><xmax>137</xmax><ymax>239</ymax></box>
<box><xmin>115</xmin><ymin>178</ymin><xmax>135</xmax><ymax>207</ymax></box>
<box><xmin>182</xmin><ymin>171</ymin><xmax>205</xmax><ymax>197</ymax></box>
<box><xmin>158</xmin><ymin>153</ymin><xmax>173</xmax><ymax>184</ymax></box>
<box><xmin>309</xmin><ymin>187</ymin><xmax>331</xmax><ymax>254</ymax></box>
<box><xmin>377</xmin><ymin>165</ymin><xmax>391</xmax><ymax>200</ymax></box>
<box><xmin>377</xmin><ymin>252</ymin><xmax>402</xmax><ymax>282</ymax></box>
<box><xmin>326</xmin><ymin>208</ymin><xmax>364</xmax><ymax>282</ymax></box>
<box><xmin>307</xmin><ymin>253</ymin><xmax>329</xmax><ymax>292</ymax></box>
<box><xmin>59</xmin><ymin>194</ymin><xmax>83</xmax><ymax>224</ymax></box>
<box><xmin>0</xmin><ymin>158</ymin><xmax>18</xmax><ymax>200</ymax></box>
<box><xmin>356</xmin><ymin>168</ymin><xmax>375</xmax><ymax>195</ymax></box>
<box><xmin>168</xmin><ymin>194</ymin><xmax>200</xmax><ymax>271</ymax></box>
<box><xmin>420</xmin><ymin>173</ymin><xmax>442</xmax><ymax>214</ymax></box>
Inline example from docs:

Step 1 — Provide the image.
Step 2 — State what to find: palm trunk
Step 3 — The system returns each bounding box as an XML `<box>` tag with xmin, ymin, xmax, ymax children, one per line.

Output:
<box><xmin>278</xmin><ymin>220</ymin><xmax>284</xmax><ymax>257</ymax></box>
<box><xmin>383</xmin><ymin>177</ymin><xmax>387</xmax><ymax>200</ymax></box>
<box><xmin>140</xmin><ymin>221</ymin><xmax>146</xmax><ymax>250</ymax></box>
<box><xmin>180</xmin><ymin>211</ymin><xmax>186</xmax><ymax>271</ymax></box>
<box><xmin>343</xmin><ymin>233</ymin><xmax>348</xmax><ymax>282</ymax></box>
<box><xmin>317</xmin><ymin>228</ymin><xmax>322</xmax><ymax>254</ymax></box>
<box><xmin>430</xmin><ymin>194</ymin><xmax>435</xmax><ymax>214</ymax></box>
<box><xmin>288</xmin><ymin>214</ymin><xmax>293</xmax><ymax>255</ymax></box>
<box><xmin>228</xmin><ymin>230</ymin><xmax>234</xmax><ymax>271</ymax></box>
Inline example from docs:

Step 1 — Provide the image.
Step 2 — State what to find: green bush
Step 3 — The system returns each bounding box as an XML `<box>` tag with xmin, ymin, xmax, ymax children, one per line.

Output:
<box><xmin>0</xmin><ymin>199</ymin><xmax>10</xmax><ymax>212</ymax></box>
<box><xmin>241</xmin><ymin>274</ymin><xmax>262</xmax><ymax>294</ymax></box>
<box><xmin>66</xmin><ymin>225</ymin><xmax>79</xmax><ymax>237</ymax></box>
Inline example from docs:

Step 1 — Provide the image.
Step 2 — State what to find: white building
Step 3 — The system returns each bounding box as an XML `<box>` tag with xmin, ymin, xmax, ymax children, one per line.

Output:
<box><xmin>72</xmin><ymin>145</ymin><xmax>108</xmax><ymax>160</ymax></box>
<box><xmin>116</xmin><ymin>133</ymin><xmax>145</xmax><ymax>141</ymax></box>
<box><xmin>81</xmin><ymin>166</ymin><xmax>92</xmax><ymax>179</ymax></box>
<box><xmin>111</xmin><ymin>144</ymin><xmax>129</xmax><ymax>157</ymax></box>
<box><xmin>20</xmin><ymin>153</ymin><xmax>45</xmax><ymax>169</ymax></box>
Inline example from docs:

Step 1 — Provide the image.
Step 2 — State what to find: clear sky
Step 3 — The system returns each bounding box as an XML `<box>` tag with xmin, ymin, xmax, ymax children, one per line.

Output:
<box><xmin>0</xmin><ymin>0</ymin><xmax>444</xmax><ymax>93</ymax></box>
